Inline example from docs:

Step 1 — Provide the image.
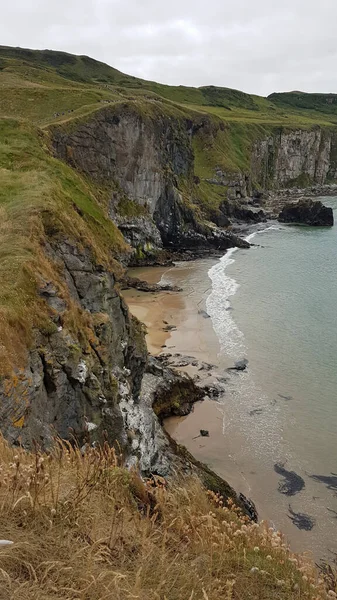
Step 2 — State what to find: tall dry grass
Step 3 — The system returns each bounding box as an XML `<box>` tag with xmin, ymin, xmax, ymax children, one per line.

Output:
<box><xmin>0</xmin><ymin>435</ymin><xmax>335</xmax><ymax>600</ymax></box>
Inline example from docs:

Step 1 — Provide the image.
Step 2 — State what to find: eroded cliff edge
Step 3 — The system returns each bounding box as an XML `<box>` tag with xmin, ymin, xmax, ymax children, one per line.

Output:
<box><xmin>1</xmin><ymin>99</ymin><xmax>337</xmax><ymax>500</ymax></box>
<box><xmin>51</xmin><ymin>105</ymin><xmax>337</xmax><ymax>259</ymax></box>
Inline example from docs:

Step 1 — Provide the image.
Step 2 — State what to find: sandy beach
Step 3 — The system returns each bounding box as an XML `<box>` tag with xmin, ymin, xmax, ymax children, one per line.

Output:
<box><xmin>123</xmin><ymin>260</ymin><xmax>259</xmax><ymax>498</ymax></box>
<box><xmin>123</xmin><ymin>258</ymin><xmax>335</xmax><ymax>559</ymax></box>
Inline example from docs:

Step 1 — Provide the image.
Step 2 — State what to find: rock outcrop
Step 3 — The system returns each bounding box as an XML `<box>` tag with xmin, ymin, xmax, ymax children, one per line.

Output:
<box><xmin>0</xmin><ymin>236</ymin><xmax>209</xmax><ymax>477</ymax></box>
<box><xmin>278</xmin><ymin>199</ymin><xmax>334</xmax><ymax>226</ymax></box>
<box><xmin>220</xmin><ymin>199</ymin><xmax>267</xmax><ymax>223</ymax></box>
<box><xmin>252</xmin><ymin>128</ymin><xmax>337</xmax><ymax>190</ymax></box>
<box><xmin>51</xmin><ymin>106</ymin><xmax>249</xmax><ymax>256</ymax></box>
<box><xmin>0</xmin><ymin>239</ymin><xmax>147</xmax><ymax>450</ymax></box>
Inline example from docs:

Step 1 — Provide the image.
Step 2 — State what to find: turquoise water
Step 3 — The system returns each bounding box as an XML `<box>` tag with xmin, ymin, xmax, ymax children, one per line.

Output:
<box><xmin>207</xmin><ymin>198</ymin><xmax>337</xmax><ymax>558</ymax></box>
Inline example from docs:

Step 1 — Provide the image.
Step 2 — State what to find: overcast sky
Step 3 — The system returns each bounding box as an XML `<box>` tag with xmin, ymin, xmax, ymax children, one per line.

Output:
<box><xmin>1</xmin><ymin>0</ymin><xmax>336</xmax><ymax>96</ymax></box>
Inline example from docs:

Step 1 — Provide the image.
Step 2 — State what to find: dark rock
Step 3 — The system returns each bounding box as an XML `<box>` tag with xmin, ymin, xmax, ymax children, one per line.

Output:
<box><xmin>288</xmin><ymin>505</ymin><xmax>316</xmax><ymax>530</ymax></box>
<box><xmin>239</xmin><ymin>494</ymin><xmax>258</xmax><ymax>522</ymax></box>
<box><xmin>146</xmin><ymin>357</ymin><xmax>204</xmax><ymax>420</ymax></box>
<box><xmin>220</xmin><ymin>199</ymin><xmax>267</xmax><ymax>224</ymax></box>
<box><xmin>121</xmin><ymin>276</ymin><xmax>182</xmax><ymax>293</ymax></box>
<box><xmin>198</xmin><ymin>309</ymin><xmax>211</xmax><ymax>319</ymax></box>
<box><xmin>274</xmin><ymin>463</ymin><xmax>305</xmax><ymax>496</ymax></box>
<box><xmin>199</xmin><ymin>361</ymin><xmax>217</xmax><ymax>371</ymax></box>
<box><xmin>278</xmin><ymin>199</ymin><xmax>334</xmax><ymax>226</ymax></box>
<box><xmin>228</xmin><ymin>358</ymin><xmax>248</xmax><ymax>371</ymax></box>
<box><xmin>196</xmin><ymin>380</ymin><xmax>226</xmax><ymax>399</ymax></box>
<box><xmin>200</xmin><ymin>429</ymin><xmax>210</xmax><ymax>437</ymax></box>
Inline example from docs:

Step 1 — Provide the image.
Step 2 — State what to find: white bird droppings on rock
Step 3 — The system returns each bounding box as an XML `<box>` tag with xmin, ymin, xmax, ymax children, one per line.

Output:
<box><xmin>77</xmin><ymin>360</ymin><xmax>88</xmax><ymax>384</ymax></box>
<box><xmin>86</xmin><ymin>422</ymin><xmax>97</xmax><ymax>432</ymax></box>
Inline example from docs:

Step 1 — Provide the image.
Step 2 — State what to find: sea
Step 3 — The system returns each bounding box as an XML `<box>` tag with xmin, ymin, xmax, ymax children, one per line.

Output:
<box><xmin>206</xmin><ymin>197</ymin><xmax>337</xmax><ymax>560</ymax></box>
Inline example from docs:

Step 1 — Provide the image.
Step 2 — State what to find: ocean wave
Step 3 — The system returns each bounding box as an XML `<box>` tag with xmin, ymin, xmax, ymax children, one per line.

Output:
<box><xmin>206</xmin><ymin>225</ymin><xmax>283</xmax><ymax>358</ymax></box>
<box><xmin>206</xmin><ymin>247</ymin><xmax>245</xmax><ymax>358</ymax></box>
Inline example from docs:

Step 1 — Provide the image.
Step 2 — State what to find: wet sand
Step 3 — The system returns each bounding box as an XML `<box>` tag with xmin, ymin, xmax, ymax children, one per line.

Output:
<box><xmin>124</xmin><ymin>260</ymin><xmax>256</xmax><ymax>496</ymax></box>
<box><xmin>123</xmin><ymin>259</ymin><xmax>329</xmax><ymax>558</ymax></box>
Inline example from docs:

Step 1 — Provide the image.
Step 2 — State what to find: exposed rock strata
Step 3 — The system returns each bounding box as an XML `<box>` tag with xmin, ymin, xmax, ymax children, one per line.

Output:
<box><xmin>252</xmin><ymin>128</ymin><xmax>336</xmax><ymax>189</ymax></box>
<box><xmin>52</xmin><ymin>107</ymin><xmax>250</xmax><ymax>256</ymax></box>
<box><xmin>278</xmin><ymin>199</ymin><xmax>334</xmax><ymax>226</ymax></box>
<box><xmin>0</xmin><ymin>239</ymin><xmax>146</xmax><ymax>450</ymax></box>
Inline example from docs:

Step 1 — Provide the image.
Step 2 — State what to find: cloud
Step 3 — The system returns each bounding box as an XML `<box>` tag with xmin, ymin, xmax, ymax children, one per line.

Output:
<box><xmin>1</xmin><ymin>0</ymin><xmax>337</xmax><ymax>95</ymax></box>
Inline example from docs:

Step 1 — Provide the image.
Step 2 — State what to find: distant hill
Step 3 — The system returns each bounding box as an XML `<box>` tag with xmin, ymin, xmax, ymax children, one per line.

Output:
<box><xmin>268</xmin><ymin>91</ymin><xmax>337</xmax><ymax>114</ymax></box>
<box><xmin>1</xmin><ymin>44</ymin><xmax>337</xmax><ymax>123</ymax></box>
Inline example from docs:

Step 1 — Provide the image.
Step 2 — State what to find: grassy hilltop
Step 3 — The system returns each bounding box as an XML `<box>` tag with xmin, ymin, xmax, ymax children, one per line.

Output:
<box><xmin>2</xmin><ymin>45</ymin><xmax>337</xmax><ymax>127</ymax></box>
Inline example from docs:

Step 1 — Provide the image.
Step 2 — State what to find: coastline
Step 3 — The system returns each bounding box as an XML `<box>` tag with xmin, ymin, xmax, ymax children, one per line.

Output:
<box><xmin>123</xmin><ymin>237</ymin><xmax>337</xmax><ymax>560</ymax></box>
<box><xmin>124</xmin><ymin>258</ymin><xmax>259</xmax><ymax>500</ymax></box>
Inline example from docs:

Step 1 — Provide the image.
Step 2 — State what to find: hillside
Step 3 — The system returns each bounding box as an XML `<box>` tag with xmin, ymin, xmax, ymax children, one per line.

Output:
<box><xmin>1</xmin><ymin>44</ymin><xmax>337</xmax><ymax>442</ymax></box>
<box><xmin>0</xmin><ymin>435</ymin><xmax>334</xmax><ymax>600</ymax></box>
<box><xmin>1</xmin><ymin>44</ymin><xmax>337</xmax><ymax>599</ymax></box>
<box><xmin>2</xmin><ymin>45</ymin><xmax>337</xmax><ymax>127</ymax></box>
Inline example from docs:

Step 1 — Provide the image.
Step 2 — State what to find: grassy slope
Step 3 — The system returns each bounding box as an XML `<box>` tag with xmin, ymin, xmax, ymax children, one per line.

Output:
<box><xmin>0</xmin><ymin>436</ymin><xmax>334</xmax><ymax>600</ymax></box>
<box><xmin>2</xmin><ymin>46</ymin><xmax>337</xmax><ymax>128</ymax></box>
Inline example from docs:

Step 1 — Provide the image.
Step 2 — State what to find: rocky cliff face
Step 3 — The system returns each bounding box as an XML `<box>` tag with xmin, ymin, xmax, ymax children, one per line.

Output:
<box><xmin>0</xmin><ymin>234</ymin><xmax>206</xmax><ymax>476</ymax></box>
<box><xmin>252</xmin><ymin>128</ymin><xmax>337</xmax><ymax>190</ymax></box>
<box><xmin>53</xmin><ymin>106</ymin><xmax>193</xmax><ymax>215</ymax></box>
<box><xmin>0</xmin><ymin>238</ymin><xmax>147</xmax><ymax>451</ymax></box>
<box><xmin>52</xmin><ymin>105</ymin><xmax>192</xmax><ymax>252</ymax></box>
<box><xmin>52</xmin><ymin>106</ymin><xmax>249</xmax><ymax>255</ymax></box>
<box><xmin>199</xmin><ymin>126</ymin><xmax>337</xmax><ymax>212</ymax></box>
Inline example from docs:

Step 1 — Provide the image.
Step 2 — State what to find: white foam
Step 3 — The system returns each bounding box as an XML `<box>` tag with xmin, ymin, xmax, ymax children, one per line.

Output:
<box><xmin>206</xmin><ymin>225</ymin><xmax>284</xmax><ymax>358</ymax></box>
<box><xmin>206</xmin><ymin>247</ymin><xmax>245</xmax><ymax>358</ymax></box>
<box><xmin>206</xmin><ymin>224</ymin><xmax>289</xmax><ymax>458</ymax></box>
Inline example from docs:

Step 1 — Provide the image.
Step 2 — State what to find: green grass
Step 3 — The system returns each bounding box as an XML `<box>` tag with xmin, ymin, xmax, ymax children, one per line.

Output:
<box><xmin>3</xmin><ymin>45</ymin><xmax>337</xmax><ymax>129</ymax></box>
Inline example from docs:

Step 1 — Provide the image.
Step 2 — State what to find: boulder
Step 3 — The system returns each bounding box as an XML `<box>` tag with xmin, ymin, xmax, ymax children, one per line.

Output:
<box><xmin>200</xmin><ymin>429</ymin><xmax>210</xmax><ymax>437</ymax></box>
<box><xmin>228</xmin><ymin>358</ymin><xmax>249</xmax><ymax>372</ymax></box>
<box><xmin>278</xmin><ymin>199</ymin><xmax>334</xmax><ymax>226</ymax></box>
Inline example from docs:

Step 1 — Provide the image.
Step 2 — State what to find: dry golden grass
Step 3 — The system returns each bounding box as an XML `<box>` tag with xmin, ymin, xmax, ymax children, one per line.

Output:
<box><xmin>0</xmin><ymin>436</ymin><xmax>335</xmax><ymax>600</ymax></box>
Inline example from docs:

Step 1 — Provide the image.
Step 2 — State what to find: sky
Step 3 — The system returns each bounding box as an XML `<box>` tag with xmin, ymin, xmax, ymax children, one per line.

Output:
<box><xmin>1</xmin><ymin>0</ymin><xmax>337</xmax><ymax>96</ymax></box>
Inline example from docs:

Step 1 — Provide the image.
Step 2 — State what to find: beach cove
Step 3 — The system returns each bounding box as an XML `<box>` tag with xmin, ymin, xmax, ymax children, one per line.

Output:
<box><xmin>123</xmin><ymin>206</ymin><xmax>337</xmax><ymax>561</ymax></box>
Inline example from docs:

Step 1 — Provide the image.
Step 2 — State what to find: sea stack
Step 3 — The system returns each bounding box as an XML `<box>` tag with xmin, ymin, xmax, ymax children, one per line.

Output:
<box><xmin>278</xmin><ymin>199</ymin><xmax>334</xmax><ymax>226</ymax></box>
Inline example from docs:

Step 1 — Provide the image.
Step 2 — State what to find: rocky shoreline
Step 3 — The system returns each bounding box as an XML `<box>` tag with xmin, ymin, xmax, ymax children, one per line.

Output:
<box><xmin>123</xmin><ymin>195</ymin><xmax>336</xmax><ymax>556</ymax></box>
<box><xmin>122</xmin><ymin>243</ymin><xmax>268</xmax><ymax>513</ymax></box>
<box><xmin>123</xmin><ymin>273</ymin><xmax>259</xmax><ymax>521</ymax></box>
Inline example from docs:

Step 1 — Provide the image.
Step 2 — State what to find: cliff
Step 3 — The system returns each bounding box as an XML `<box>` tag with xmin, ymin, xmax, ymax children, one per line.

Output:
<box><xmin>1</xmin><ymin>45</ymin><xmax>337</xmax><ymax>483</ymax></box>
<box><xmin>51</xmin><ymin>104</ymin><xmax>250</xmax><ymax>258</ymax></box>
<box><xmin>252</xmin><ymin>127</ymin><xmax>337</xmax><ymax>189</ymax></box>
